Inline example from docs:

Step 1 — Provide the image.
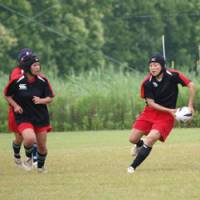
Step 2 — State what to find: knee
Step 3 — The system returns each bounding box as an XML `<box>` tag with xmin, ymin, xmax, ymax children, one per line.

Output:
<box><xmin>14</xmin><ymin>133</ymin><xmax>23</xmax><ymax>144</ymax></box>
<box><xmin>129</xmin><ymin>130</ymin><xmax>141</xmax><ymax>144</ymax></box>
<box><xmin>37</xmin><ymin>144</ymin><xmax>47</xmax><ymax>154</ymax></box>
<box><xmin>129</xmin><ymin>135</ymin><xmax>138</xmax><ymax>144</ymax></box>
<box><xmin>21</xmin><ymin>129</ymin><xmax>36</xmax><ymax>146</ymax></box>
<box><xmin>24</xmin><ymin>138</ymin><xmax>35</xmax><ymax>146</ymax></box>
<box><xmin>145</xmin><ymin>133</ymin><xmax>160</xmax><ymax>146</ymax></box>
<box><xmin>14</xmin><ymin>137</ymin><xmax>23</xmax><ymax>144</ymax></box>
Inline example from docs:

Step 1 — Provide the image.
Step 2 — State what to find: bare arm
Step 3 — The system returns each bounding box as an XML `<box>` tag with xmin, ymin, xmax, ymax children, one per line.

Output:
<box><xmin>187</xmin><ymin>81</ymin><xmax>195</xmax><ymax>113</ymax></box>
<box><xmin>32</xmin><ymin>96</ymin><xmax>53</xmax><ymax>105</ymax></box>
<box><xmin>146</xmin><ymin>98</ymin><xmax>176</xmax><ymax>116</ymax></box>
<box><xmin>4</xmin><ymin>96</ymin><xmax>23</xmax><ymax>114</ymax></box>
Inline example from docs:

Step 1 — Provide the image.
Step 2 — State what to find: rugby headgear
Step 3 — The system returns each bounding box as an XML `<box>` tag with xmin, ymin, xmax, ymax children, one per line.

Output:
<box><xmin>19</xmin><ymin>54</ymin><xmax>40</xmax><ymax>74</ymax></box>
<box><xmin>17</xmin><ymin>48</ymin><xmax>33</xmax><ymax>63</ymax></box>
<box><xmin>149</xmin><ymin>53</ymin><xmax>166</xmax><ymax>76</ymax></box>
<box><xmin>149</xmin><ymin>54</ymin><xmax>165</xmax><ymax>68</ymax></box>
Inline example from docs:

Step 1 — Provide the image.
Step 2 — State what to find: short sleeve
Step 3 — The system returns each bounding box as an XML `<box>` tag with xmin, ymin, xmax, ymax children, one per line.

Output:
<box><xmin>4</xmin><ymin>80</ymin><xmax>17</xmax><ymax>96</ymax></box>
<box><xmin>170</xmin><ymin>69</ymin><xmax>191</xmax><ymax>86</ymax></box>
<box><xmin>43</xmin><ymin>80</ymin><xmax>55</xmax><ymax>98</ymax></box>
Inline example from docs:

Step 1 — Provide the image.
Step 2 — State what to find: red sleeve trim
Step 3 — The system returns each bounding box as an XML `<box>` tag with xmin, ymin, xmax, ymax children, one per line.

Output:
<box><xmin>168</xmin><ymin>69</ymin><xmax>191</xmax><ymax>86</ymax></box>
<box><xmin>4</xmin><ymin>74</ymin><xmax>22</xmax><ymax>95</ymax></box>
<box><xmin>179</xmin><ymin>73</ymin><xmax>191</xmax><ymax>85</ymax></box>
<box><xmin>38</xmin><ymin>74</ymin><xmax>55</xmax><ymax>97</ymax></box>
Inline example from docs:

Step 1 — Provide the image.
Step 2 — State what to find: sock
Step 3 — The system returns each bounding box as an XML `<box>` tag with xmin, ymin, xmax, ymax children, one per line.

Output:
<box><xmin>12</xmin><ymin>142</ymin><xmax>21</xmax><ymax>159</ymax></box>
<box><xmin>136</xmin><ymin>139</ymin><xmax>144</xmax><ymax>147</ymax></box>
<box><xmin>24</xmin><ymin>145</ymin><xmax>33</xmax><ymax>158</ymax></box>
<box><xmin>32</xmin><ymin>143</ymin><xmax>38</xmax><ymax>162</ymax></box>
<box><xmin>131</xmin><ymin>144</ymin><xmax>152</xmax><ymax>169</ymax></box>
<box><xmin>37</xmin><ymin>152</ymin><xmax>47</xmax><ymax>168</ymax></box>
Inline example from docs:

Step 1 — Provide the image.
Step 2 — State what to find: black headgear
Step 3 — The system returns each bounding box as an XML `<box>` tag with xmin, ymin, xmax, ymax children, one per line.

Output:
<box><xmin>149</xmin><ymin>54</ymin><xmax>166</xmax><ymax>77</ymax></box>
<box><xmin>149</xmin><ymin>54</ymin><xmax>165</xmax><ymax>68</ymax></box>
<box><xmin>19</xmin><ymin>55</ymin><xmax>39</xmax><ymax>74</ymax></box>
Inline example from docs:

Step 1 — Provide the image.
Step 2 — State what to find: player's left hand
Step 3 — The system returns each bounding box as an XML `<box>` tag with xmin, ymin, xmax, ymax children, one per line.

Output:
<box><xmin>32</xmin><ymin>96</ymin><xmax>42</xmax><ymax>104</ymax></box>
<box><xmin>188</xmin><ymin>106</ymin><xmax>195</xmax><ymax>115</ymax></box>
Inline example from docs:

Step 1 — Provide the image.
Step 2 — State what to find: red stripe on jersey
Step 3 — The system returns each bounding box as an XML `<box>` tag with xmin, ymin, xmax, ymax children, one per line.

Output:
<box><xmin>38</xmin><ymin>73</ymin><xmax>55</xmax><ymax>97</ymax></box>
<box><xmin>140</xmin><ymin>69</ymin><xmax>191</xmax><ymax>98</ymax></box>
<box><xmin>4</xmin><ymin>74</ymin><xmax>23</xmax><ymax>95</ymax></box>
<box><xmin>168</xmin><ymin>69</ymin><xmax>191</xmax><ymax>86</ymax></box>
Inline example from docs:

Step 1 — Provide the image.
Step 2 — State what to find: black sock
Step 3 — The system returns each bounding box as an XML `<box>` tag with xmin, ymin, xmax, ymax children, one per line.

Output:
<box><xmin>136</xmin><ymin>139</ymin><xmax>144</xmax><ymax>147</ymax></box>
<box><xmin>37</xmin><ymin>152</ymin><xmax>47</xmax><ymax>168</ymax></box>
<box><xmin>24</xmin><ymin>145</ymin><xmax>33</xmax><ymax>158</ymax></box>
<box><xmin>12</xmin><ymin>142</ymin><xmax>21</xmax><ymax>159</ymax></box>
<box><xmin>131</xmin><ymin>144</ymin><xmax>152</xmax><ymax>169</ymax></box>
<box><xmin>32</xmin><ymin>144</ymin><xmax>37</xmax><ymax>162</ymax></box>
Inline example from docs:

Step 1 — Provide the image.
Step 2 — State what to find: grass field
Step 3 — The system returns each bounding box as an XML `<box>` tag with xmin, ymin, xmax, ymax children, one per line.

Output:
<box><xmin>0</xmin><ymin>128</ymin><xmax>199</xmax><ymax>200</ymax></box>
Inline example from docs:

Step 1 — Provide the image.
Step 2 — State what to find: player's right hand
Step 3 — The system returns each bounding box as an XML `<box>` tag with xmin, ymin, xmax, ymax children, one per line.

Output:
<box><xmin>14</xmin><ymin>105</ymin><xmax>23</xmax><ymax>114</ymax></box>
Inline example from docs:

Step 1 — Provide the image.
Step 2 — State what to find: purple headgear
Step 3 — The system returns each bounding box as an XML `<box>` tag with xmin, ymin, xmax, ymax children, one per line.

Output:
<box><xmin>17</xmin><ymin>48</ymin><xmax>33</xmax><ymax>63</ymax></box>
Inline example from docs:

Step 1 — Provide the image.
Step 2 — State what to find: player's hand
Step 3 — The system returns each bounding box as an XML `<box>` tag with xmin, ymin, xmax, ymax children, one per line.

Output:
<box><xmin>188</xmin><ymin>106</ymin><xmax>195</xmax><ymax>115</ymax></box>
<box><xmin>168</xmin><ymin>109</ymin><xmax>176</xmax><ymax>117</ymax></box>
<box><xmin>32</xmin><ymin>96</ymin><xmax>42</xmax><ymax>104</ymax></box>
<box><xmin>14</xmin><ymin>105</ymin><xmax>23</xmax><ymax>114</ymax></box>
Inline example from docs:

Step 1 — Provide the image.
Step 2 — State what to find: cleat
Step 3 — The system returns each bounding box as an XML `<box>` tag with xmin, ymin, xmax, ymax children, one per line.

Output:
<box><xmin>33</xmin><ymin>161</ymin><xmax>38</xmax><ymax>169</ymax></box>
<box><xmin>37</xmin><ymin>167</ymin><xmax>47</xmax><ymax>173</ymax></box>
<box><xmin>127</xmin><ymin>166</ymin><xmax>135</xmax><ymax>174</ymax></box>
<box><xmin>22</xmin><ymin>157</ymin><xmax>33</xmax><ymax>171</ymax></box>
<box><xmin>130</xmin><ymin>145</ymin><xmax>142</xmax><ymax>157</ymax></box>
<box><xmin>14</xmin><ymin>157</ymin><xmax>23</xmax><ymax>168</ymax></box>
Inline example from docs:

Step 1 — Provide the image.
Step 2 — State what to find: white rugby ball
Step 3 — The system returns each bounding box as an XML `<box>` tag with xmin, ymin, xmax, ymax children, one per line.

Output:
<box><xmin>175</xmin><ymin>106</ymin><xmax>192</xmax><ymax>122</ymax></box>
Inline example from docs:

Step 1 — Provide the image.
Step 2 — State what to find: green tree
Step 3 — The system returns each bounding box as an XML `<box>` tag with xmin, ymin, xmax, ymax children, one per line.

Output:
<box><xmin>0</xmin><ymin>0</ymin><xmax>200</xmax><ymax>74</ymax></box>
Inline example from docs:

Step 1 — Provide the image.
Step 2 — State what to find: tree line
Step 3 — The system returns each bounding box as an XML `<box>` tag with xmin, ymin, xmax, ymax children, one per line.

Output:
<box><xmin>0</xmin><ymin>0</ymin><xmax>200</xmax><ymax>76</ymax></box>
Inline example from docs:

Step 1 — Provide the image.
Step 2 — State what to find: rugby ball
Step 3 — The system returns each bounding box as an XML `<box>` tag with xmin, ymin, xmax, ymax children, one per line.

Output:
<box><xmin>175</xmin><ymin>106</ymin><xmax>192</xmax><ymax>122</ymax></box>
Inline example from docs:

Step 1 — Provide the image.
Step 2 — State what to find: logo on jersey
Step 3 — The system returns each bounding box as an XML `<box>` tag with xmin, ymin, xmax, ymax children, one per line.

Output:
<box><xmin>19</xmin><ymin>84</ymin><xmax>27</xmax><ymax>90</ymax></box>
<box><xmin>152</xmin><ymin>82</ymin><xmax>158</xmax><ymax>87</ymax></box>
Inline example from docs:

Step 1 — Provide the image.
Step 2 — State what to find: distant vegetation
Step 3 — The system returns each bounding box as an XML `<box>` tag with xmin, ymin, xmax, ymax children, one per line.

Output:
<box><xmin>1</xmin><ymin>1</ymin><xmax>200</xmax><ymax>131</ymax></box>
<box><xmin>0</xmin><ymin>0</ymin><xmax>200</xmax><ymax>76</ymax></box>
<box><xmin>1</xmin><ymin>68</ymin><xmax>199</xmax><ymax>132</ymax></box>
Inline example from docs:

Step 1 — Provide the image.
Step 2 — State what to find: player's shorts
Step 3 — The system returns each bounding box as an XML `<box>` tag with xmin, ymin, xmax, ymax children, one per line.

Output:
<box><xmin>17</xmin><ymin>122</ymin><xmax>52</xmax><ymax>134</ymax></box>
<box><xmin>8</xmin><ymin>107</ymin><xmax>19</xmax><ymax>133</ymax></box>
<box><xmin>132</xmin><ymin>106</ymin><xmax>175</xmax><ymax>142</ymax></box>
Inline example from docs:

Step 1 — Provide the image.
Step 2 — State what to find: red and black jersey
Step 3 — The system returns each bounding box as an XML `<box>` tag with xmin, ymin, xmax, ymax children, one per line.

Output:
<box><xmin>4</xmin><ymin>74</ymin><xmax>55</xmax><ymax>127</ymax></box>
<box><xmin>140</xmin><ymin>69</ymin><xmax>191</xmax><ymax>108</ymax></box>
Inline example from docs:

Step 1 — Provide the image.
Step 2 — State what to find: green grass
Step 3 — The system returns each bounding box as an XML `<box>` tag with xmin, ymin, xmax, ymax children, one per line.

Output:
<box><xmin>0</xmin><ymin>129</ymin><xmax>200</xmax><ymax>200</ymax></box>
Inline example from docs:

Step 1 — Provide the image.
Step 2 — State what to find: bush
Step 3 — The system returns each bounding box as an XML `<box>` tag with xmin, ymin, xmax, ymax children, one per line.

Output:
<box><xmin>1</xmin><ymin>68</ymin><xmax>200</xmax><ymax>132</ymax></box>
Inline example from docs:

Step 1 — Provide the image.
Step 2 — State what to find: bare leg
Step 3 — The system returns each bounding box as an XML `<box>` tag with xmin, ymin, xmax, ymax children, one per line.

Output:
<box><xmin>36</xmin><ymin>132</ymin><xmax>48</xmax><ymax>171</ymax></box>
<box><xmin>21</xmin><ymin>128</ymin><xmax>36</xmax><ymax>170</ymax></box>
<box><xmin>128</xmin><ymin>130</ymin><xmax>161</xmax><ymax>173</ymax></box>
<box><xmin>129</xmin><ymin>128</ymin><xmax>144</xmax><ymax>156</ymax></box>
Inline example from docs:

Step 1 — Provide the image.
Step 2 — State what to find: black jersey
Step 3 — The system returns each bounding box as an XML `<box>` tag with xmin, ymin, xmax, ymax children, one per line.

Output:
<box><xmin>143</xmin><ymin>69</ymin><xmax>191</xmax><ymax>108</ymax></box>
<box><xmin>4</xmin><ymin>74</ymin><xmax>54</xmax><ymax>127</ymax></box>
